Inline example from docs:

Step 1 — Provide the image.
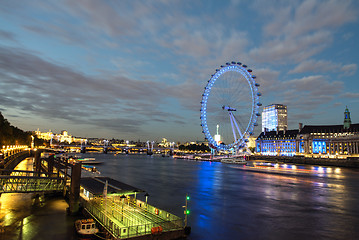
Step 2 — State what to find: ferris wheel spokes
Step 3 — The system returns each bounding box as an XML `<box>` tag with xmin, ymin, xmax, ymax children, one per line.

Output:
<box><xmin>228</xmin><ymin>111</ymin><xmax>244</xmax><ymax>143</ymax></box>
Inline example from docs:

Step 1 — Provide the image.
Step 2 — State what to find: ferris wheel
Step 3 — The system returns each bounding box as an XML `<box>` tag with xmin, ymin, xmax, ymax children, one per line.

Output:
<box><xmin>200</xmin><ymin>61</ymin><xmax>261</xmax><ymax>152</ymax></box>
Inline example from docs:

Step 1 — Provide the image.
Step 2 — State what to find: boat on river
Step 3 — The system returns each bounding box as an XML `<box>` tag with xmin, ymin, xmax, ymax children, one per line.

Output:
<box><xmin>75</xmin><ymin>218</ymin><xmax>99</xmax><ymax>239</ymax></box>
<box><xmin>82</xmin><ymin>165</ymin><xmax>100</xmax><ymax>174</ymax></box>
<box><xmin>221</xmin><ymin>157</ymin><xmax>247</xmax><ymax>165</ymax></box>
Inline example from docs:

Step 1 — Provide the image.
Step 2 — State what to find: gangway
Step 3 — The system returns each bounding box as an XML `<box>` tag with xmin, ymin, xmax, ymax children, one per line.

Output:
<box><xmin>0</xmin><ymin>175</ymin><xmax>65</xmax><ymax>194</ymax></box>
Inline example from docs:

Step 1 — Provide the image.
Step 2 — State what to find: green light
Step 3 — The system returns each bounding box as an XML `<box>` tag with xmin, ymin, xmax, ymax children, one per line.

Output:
<box><xmin>186</xmin><ymin>210</ymin><xmax>190</xmax><ymax>215</ymax></box>
<box><xmin>186</xmin><ymin>196</ymin><xmax>190</xmax><ymax>200</ymax></box>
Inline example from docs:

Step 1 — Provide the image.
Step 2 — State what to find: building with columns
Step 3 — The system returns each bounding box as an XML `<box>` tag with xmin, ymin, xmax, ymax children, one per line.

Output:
<box><xmin>256</xmin><ymin>107</ymin><xmax>359</xmax><ymax>156</ymax></box>
<box><xmin>298</xmin><ymin>123</ymin><xmax>359</xmax><ymax>156</ymax></box>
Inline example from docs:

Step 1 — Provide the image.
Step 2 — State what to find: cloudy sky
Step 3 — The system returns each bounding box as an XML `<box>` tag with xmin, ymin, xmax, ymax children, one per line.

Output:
<box><xmin>0</xmin><ymin>0</ymin><xmax>358</xmax><ymax>142</ymax></box>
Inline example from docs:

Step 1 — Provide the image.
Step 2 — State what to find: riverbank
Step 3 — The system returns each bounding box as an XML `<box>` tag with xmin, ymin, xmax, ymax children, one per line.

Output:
<box><xmin>249</xmin><ymin>155</ymin><xmax>359</xmax><ymax>168</ymax></box>
<box><xmin>0</xmin><ymin>157</ymin><xmax>79</xmax><ymax>240</ymax></box>
<box><xmin>0</xmin><ymin>193</ymin><xmax>78</xmax><ymax>240</ymax></box>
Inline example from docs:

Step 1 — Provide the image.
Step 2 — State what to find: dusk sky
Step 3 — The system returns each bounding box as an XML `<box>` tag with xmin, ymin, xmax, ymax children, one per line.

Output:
<box><xmin>0</xmin><ymin>0</ymin><xmax>358</xmax><ymax>142</ymax></box>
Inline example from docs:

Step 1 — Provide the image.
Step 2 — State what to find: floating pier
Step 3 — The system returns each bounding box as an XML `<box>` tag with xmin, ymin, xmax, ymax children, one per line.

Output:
<box><xmin>79</xmin><ymin>177</ymin><xmax>187</xmax><ymax>239</ymax></box>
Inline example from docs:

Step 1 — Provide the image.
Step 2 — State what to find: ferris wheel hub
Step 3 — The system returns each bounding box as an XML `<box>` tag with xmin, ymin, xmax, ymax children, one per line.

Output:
<box><xmin>222</xmin><ymin>105</ymin><xmax>237</xmax><ymax>111</ymax></box>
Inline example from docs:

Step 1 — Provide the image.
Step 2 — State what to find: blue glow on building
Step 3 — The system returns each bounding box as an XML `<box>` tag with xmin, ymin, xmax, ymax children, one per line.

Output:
<box><xmin>259</xmin><ymin>139</ymin><xmax>296</xmax><ymax>156</ymax></box>
<box><xmin>299</xmin><ymin>140</ymin><xmax>304</xmax><ymax>153</ymax></box>
<box><xmin>312</xmin><ymin>140</ymin><xmax>326</xmax><ymax>154</ymax></box>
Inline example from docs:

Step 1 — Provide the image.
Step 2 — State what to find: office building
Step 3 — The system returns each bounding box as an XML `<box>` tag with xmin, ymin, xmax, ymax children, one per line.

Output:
<box><xmin>262</xmin><ymin>104</ymin><xmax>287</xmax><ymax>132</ymax></box>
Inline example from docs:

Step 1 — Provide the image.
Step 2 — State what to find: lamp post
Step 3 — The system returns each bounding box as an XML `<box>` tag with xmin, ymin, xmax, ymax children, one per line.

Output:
<box><xmin>183</xmin><ymin>193</ymin><xmax>190</xmax><ymax>227</ymax></box>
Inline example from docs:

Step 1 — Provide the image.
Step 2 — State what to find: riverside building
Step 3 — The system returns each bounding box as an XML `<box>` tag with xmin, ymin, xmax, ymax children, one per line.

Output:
<box><xmin>256</xmin><ymin>107</ymin><xmax>359</xmax><ymax>157</ymax></box>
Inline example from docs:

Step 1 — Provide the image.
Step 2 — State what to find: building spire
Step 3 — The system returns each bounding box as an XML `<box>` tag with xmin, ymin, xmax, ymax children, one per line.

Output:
<box><xmin>344</xmin><ymin>106</ymin><xmax>351</xmax><ymax>130</ymax></box>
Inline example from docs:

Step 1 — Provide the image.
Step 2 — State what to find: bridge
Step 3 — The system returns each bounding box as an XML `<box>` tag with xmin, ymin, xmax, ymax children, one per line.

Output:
<box><xmin>50</xmin><ymin>143</ymin><xmax>175</xmax><ymax>155</ymax></box>
<box><xmin>0</xmin><ymin>146</ymin><xmax>67</xmax><ymax>195</ymax></box>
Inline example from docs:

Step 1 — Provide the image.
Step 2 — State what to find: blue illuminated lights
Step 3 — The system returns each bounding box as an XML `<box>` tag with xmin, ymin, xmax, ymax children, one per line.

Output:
<box><xmin>312</xmin><ymin>140</ymin><xmax>326</xmax><ymax>154</ymax></box>
<box><xmin>200</xmin><ymin>61</ymin><xmax>261</xmax><ymax>152</ymax></box>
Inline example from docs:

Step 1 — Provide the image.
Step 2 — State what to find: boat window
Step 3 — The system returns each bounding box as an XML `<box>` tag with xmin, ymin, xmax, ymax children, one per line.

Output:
<box><xmin>92</xmin><ymin>224</ymin><xmax>95</xmax><ymax>228</ymax></box>
<box><xmin>82</xmin><ymin>225</ymin><xmax>85</xmax><ymax>229</ymax></box>
<box><xmin>87</xmin><ymin>224</ymin><xmax>91</xmax><ymax>229</ymax></box>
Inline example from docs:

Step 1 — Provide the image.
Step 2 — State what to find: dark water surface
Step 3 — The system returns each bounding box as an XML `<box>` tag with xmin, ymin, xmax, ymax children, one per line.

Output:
<box><xmin>91</xmin><ymin>153</ymin><xmax>359</xmax><ymax>240</ymax></box>
<box><xmin>1</xmin><ymin>153</ymin><xmax>359</xmax><ymax>240</ymax></box>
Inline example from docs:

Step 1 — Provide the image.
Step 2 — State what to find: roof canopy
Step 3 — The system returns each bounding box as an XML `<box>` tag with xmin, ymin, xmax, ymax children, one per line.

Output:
<box><xmin>80</xmin><ymin>177</ymin><xmax>144</xmax><ymax>196</ymax></box>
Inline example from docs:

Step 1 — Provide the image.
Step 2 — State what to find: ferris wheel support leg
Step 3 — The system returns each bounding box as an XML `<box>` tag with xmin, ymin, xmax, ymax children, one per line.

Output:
<box><xmin>231</xmin><ymin>113</ymin><xmax>244</xmax><ymax>140</ymax></box>
<box><xmin>229</xmin><ymin>113</ymin><xmax>238</xmax><ymax>143</ymax></box>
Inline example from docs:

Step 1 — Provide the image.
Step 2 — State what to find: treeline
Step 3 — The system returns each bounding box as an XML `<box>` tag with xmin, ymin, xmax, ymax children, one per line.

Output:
<box><xmin>178</xmin><ymin>143</ymin><xmax>210</xmax><ymax>152</ymax></box>
<box><xmin>0</xmin><ymin>112</ymin><xmax>32</xmax><ymax>147</ymax></box>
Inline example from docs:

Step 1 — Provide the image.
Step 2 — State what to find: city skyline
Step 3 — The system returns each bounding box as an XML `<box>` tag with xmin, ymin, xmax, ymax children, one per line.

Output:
<box><xmin>0</xmin><ymin>0</ymin><xmax>358</xmax><ymax>142</ymax></box>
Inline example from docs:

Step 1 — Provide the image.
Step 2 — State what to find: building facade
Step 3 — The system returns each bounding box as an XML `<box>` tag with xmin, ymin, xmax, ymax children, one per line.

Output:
<box><xmin>256</xmin><ymin>107</ymin><xmax>359</xmax><ymax>156</ymax></box>
<box><xmin>256</xmin><ymin>130</ymin><xmax>299</xmax><ymax>156</ymax></box>
<box><xmin>262</xmin><ymin>104</ymin><xmax>288</xmax><ymax>132</ymax></box>
<box><xmin>298</xmin><ymin>124</ymin><xmax>359</xmax><ymax>156</ymax></box>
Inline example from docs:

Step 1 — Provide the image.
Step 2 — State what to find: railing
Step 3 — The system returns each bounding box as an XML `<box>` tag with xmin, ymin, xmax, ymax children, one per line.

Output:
<box><xmin>1</xmin><ymin>149</ymin><xmax>30</xmax><ymax>170</ymax></box>
<box><xmin>82</xmin><ymin>196</ymin><xmax>183</xmax><ymax>239</ymax></box>
<box><xmin>0</xmin><ymin>175</ymin><xmax>65</xmax><ymax>193</ymax></box>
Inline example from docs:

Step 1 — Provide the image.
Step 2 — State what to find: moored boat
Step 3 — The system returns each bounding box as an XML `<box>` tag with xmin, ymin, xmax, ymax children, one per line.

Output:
<box><xmin>75</xmin><ymin>218</ymin><xmax>99</xmax><ymax>239</ymax></box>
<box><xmin>221</xmin><ymin>157</ymin><xmax>247</xmax><ymax>164</ymax></box>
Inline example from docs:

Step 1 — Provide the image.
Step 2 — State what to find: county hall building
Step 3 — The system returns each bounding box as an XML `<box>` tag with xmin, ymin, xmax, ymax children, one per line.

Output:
<box><xmin>256</xmin><ymin>107</ymin><xmax>359</xmax><ymax>156</ymax></box>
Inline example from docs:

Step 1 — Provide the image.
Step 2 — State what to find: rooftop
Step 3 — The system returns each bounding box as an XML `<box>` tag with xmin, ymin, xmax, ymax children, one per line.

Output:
<box><xmin>300</xmin><ymin>123</ymin><xmax>359</xmax><ymax>134</ymax></box>
<box><xmin>80</xmin><ymin>177</ymin><xmax>144</xmax><ymax>196</ymax></box>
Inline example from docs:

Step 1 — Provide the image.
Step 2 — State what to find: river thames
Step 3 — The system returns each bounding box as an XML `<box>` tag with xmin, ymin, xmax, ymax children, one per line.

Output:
<box><xmin>93</xmin><ymin>153</ymin><xmax>359</xmax><ymax>240</ymax></box>
<box><xmin>1</xmin><ymin>153</ymin><xmax>359</xmax><ymax>240</ymax></box>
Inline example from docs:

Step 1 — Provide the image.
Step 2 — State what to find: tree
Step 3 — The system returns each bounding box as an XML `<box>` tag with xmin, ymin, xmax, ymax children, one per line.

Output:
<box><xmin>0</xmin><ymin>112</ymin><xmax>32</xmax><ymax>147</ymax></box>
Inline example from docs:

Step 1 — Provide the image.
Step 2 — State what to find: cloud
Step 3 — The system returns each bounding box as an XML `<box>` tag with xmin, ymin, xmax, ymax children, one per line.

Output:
<box><xmin>250</xmin><ymin>0</ymin><xmax>357</xmax><ymax>64</ymax></box>
<box><xmin>0</xmin><ymin>29</ymin><xmax>16</xmax><ymax>41</ymax></box>
<box><xmin>281</xmin><ymin>75</ymin><xmax>343</xmax><ymax>111</ymax></box>
<box><xmin>261</xmin><ymin>0</ymin><xmax>357</xmax><ymax>38</ymax></box>
<box><xmin>289</xmin><ymin>60</ymin><xmax>357</xmax><ymax>76</ymax></box>
<box><xmin>0</xmin><ymin>46</ymin><xmax>184</xmax><ymax>136</ymax></box>
<box><xmin>249</xmin><ymin>30</ymin><xmax>332</xmax><ymax>63</ymax></box>
<box><xmin>341</xmin><ymin>64</ymin><xmax>357</xmax><ymax>76</ymax></box>
<box><xmin>341</xmin><ymin>92</ymin><xmax>359</xmax><ymax>99</ymax></box>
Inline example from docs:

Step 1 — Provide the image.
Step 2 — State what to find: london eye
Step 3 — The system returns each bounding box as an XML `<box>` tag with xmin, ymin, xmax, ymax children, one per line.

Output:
<box><xmin>200</xmin><ymin>62</ymin><xmax>261</xmax><ymax>153</ymax></box>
